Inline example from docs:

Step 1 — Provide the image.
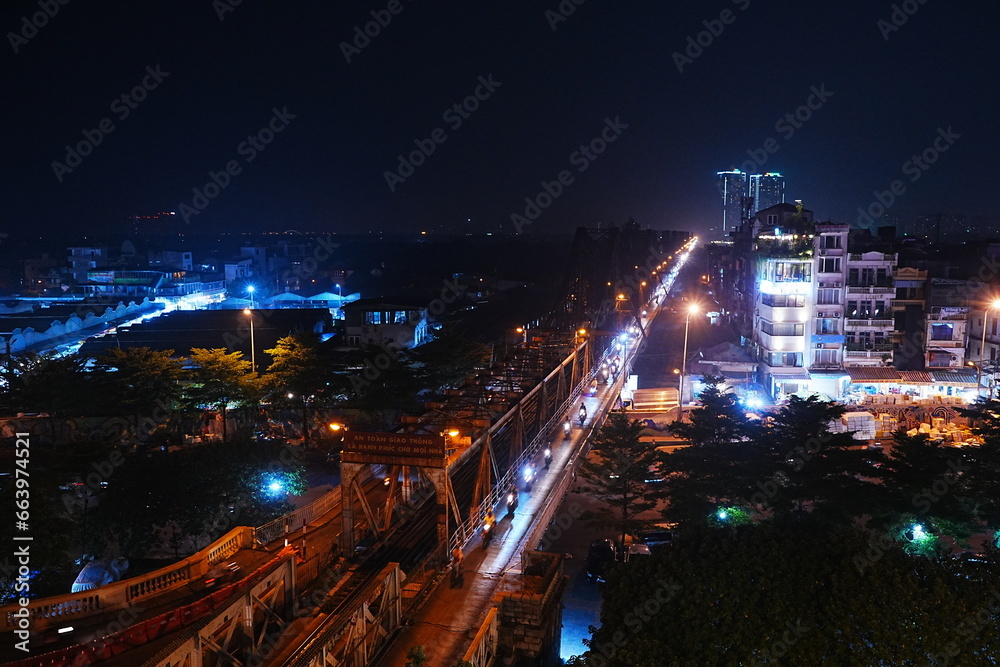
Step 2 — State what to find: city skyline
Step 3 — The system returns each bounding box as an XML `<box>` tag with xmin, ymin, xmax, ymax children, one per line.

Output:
<box><xmin>3</xmin><ymin>1</ymin><xmax>999</xmax><ymax>239</ymax></box>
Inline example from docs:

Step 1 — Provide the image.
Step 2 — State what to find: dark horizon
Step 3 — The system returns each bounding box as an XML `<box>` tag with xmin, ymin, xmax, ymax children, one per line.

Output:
<box><xmin>4</xmin><ymin>1</ymin><xmax>999</xmax><ymax>239</ymax></box>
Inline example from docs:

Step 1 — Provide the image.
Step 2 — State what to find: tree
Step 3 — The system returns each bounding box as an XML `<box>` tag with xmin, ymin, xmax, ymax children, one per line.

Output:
<box><xmin>0</xmin><ymin>351</ymin><xmax>93</xmax><ymax>418</ymax></box>
<box><xmin>569</xmin><ymin>521</ymin><xmax>1000</xmax><ymax>666</ymax></box>
<box><xmin>759</xmin><ymin>395</ymin><xmax>876</xmax><ymax>522</ymax></box>
<box><xmin>264</xmin><ymin>333</ymin><xmax>340</xmax><ymax>442</ymax></box>
<box><xmin>667</xmin><ymin>375</ymin><xmax>756</xmax><ymax>447</ymax></box>
<box><xmin>879</xmin><ymin>430</ymin><xmax>973</xmax><ymax>529</ymax></box>
<box><xmin>579</xmin><ymin>410</ymin><xmax>659</xmax><ymax>545</ymax></box>
<box><xmin>183</xmin><ymin>348</ymin><xmax>258</xmax><ymax>442</ymax></box>
<box><xmin>660</xmin><ymin>376</ymin><xmax>764</xmax><ymax>524</ymax></box>
<box><xmin>959</xmin><ymin>399</ymin><xmax>1000</xmax><ymax>526</ymax></box>
<box><xmin>93</xmin><ymin>347</ymin><xmax>185</xmax><ymax>441</ymax></box>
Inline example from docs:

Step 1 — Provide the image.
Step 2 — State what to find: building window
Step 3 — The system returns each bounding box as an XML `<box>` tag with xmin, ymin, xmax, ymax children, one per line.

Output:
<box><xmin>814</xmin><ymin>349</ymin><xmax>838</xmax><ymax>365</ymax></box>
<box><xmin>364</xmin><ymin>311</ymin><xmax>382</xmax><ymax>325</ymax></box>
<box><xmin>821</xmin><ymin>235</ymin><xmax>842</xmax><ymax>249</ymax></box>
<box><xmin>818</xmin><ymin>257</ymin><xmax>841</xmax><ymax>273</ymax></box>
<box><xmin>768</xmin><ymin>352</ymin><xmax>802</xmax><ymax>367</ymax></box>
<box><xmin>931</xmin><ymin>323</ymin><xmax>954</xmax><ymax>340</ymax></box>
<box><xmin>816</xmin><ymin>319</ymin><xmax>839</xmax><ymax>334</ymax></box>
<box><xmin>816</xmin><ymin>288</ymin><xmax>840</xmax><ymax>305</ymax></box>
<box><xmin>767</xmin><ymin>214</ymin><xmax>778</xmax><ymax>225</ymax></box>
<box><xmin>762</xmin><ymin>294</ymin><xmax>805</xmax><ymax>308</ymax></box>
<box><xmin>761</xmin><ymin>321</ymin><xmax>804</xmax><ymax>336</ymax></box>
<box><xmin>394</xmin><ymin>310</ymin><xmax>407</xmax><ymax>324</ymax></box>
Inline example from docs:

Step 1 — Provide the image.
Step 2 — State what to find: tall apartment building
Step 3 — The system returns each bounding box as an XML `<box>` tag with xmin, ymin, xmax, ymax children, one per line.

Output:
<box><xmin>717</xmin><ymin>169</ymin><xmax>747</xmax><ymax>236</ymax></box>
<box><xmin>749</xmin><ymin>173</ymin><xmax>785</xmax><ymax>215</ymax></box>
<box><xmin>749</xmin><ymin>207</ymin><xmax>905</xmax><ymax>399</ymax></box>
<box><xmin>844</xmin><ymin>251</ymin><xmax>897</xmax><ymax>367</ymax></box>
<box><xmin>924</xmin><ymin>279</ymin><xmax>970</xmax><ymax>369</ymax></box>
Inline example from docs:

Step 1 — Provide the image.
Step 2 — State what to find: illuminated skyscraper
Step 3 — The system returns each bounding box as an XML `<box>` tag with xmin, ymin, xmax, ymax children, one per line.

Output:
<box><xmin>749</xmin><ymin>173</ymin><xmax>785</xmax><ymax>215</ymax></box>
<box><xmin>717</xmin><ymin>169</ymin><xmax>747</xmax><ymax>235</ymax></box>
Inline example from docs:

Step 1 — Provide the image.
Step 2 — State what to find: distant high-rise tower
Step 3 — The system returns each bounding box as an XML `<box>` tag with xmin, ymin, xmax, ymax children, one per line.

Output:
<box><xmin>749</xmin><ymin>173</ymin><xmax>785</xmax><ymax>215</ymax></box>
<box><xmin>717</xmin><ymin>169</ymin><xmax>747</xmax><ymax>235</ymax></box>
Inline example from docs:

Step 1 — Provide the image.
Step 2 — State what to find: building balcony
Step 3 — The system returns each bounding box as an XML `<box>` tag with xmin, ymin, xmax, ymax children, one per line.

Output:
<box><xmin>846</xmin><ymin>349</ymin><xmax>893</xmax><ymax>359</ymax></box>
<box><xmin>846</xmin><ymin>342</ymin><xmax>893</xmax><ymax>352</ymax></box>
<box><xmin>890</xmin><ymin>298</ymin><xmax>923</xmax><ymax>308</ymax></box>
<box><xmin>927</xmin><ymin>339</ymin><xmax>964</xmax><ymax>348</ymax></box>
<box><xmin>817</xmin><ymin>247</ymin><xmax>844</xmax><ymax>256</ymax></box>
<box><xmin>846</xmin><ymin>285</ymin><xmax>895</xmax><ymax>294</ymax></box>
<box><xmin>846</xmin><ymin>319</ymin><xmax>893</xmax><ymax>328</ymax></box>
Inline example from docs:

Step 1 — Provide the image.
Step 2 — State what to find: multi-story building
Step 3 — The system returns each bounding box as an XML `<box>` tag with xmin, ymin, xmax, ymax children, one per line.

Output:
<box><xmin>924</xmin><ymin>279</ymin><xmax>970</xmax><ymax>369</ymax></box>
<box><xmin>717</xmin><ymin>169</ymin><xmax>747</xmax><ymax>236</ymax></box>
<box><xmin>750</xmin><ymin>205</ymin><xmax>820</xmax><ymax>398</ymax></box>
<box><xmin>68</xmin><ymin>246</ymin><xmax>110</xmax><ymax>283</ymax></box>
<box><xmin>749</xmin><ymin>173</ymin><xmax>785</xmax><ymax>215</ymax></box>
<box><xmin>843</xmin><ymin>251</ymin><xmax>897</xmax><ymax>367</ymax></box>
<box><xmin>810</xmin><ymin>223</ymin><xmax>849</xmax><ymax>391</ymax></box>
<box><xmin>890</xmin><ymin>266</ymin><xmax>928</xmax><ymax>370</ymax></box>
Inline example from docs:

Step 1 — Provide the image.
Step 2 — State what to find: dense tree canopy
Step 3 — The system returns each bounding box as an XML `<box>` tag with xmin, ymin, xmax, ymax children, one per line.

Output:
<box><xmin>570</xmin><ymin>521</ymin><xmax>1000</xmax><ymax>666</ymax></box>
<box><xmin>579</xmin><ymin>410</ymin><xmax>659</xmax><ymax>544</ymax></box>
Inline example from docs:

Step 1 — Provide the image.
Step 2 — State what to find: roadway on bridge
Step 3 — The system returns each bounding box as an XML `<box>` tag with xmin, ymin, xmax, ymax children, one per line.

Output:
<box><xmin>372</xmin><ymin>244</ymin><xmax>698</xmax><ymax>666</ymax></box>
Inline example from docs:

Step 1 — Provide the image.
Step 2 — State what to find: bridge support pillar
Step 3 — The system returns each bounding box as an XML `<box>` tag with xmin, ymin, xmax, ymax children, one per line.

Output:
<box><xmin>340</xmin><ymin>461</ymin><xmax>365</xmax><ymax>553</ymax></box>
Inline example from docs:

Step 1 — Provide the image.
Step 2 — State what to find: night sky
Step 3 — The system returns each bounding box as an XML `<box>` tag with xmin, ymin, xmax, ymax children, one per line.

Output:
<box><xmin>4</xmin><ymin>0</ymin><xmax>998</xmax><ymax>239</ymax></box>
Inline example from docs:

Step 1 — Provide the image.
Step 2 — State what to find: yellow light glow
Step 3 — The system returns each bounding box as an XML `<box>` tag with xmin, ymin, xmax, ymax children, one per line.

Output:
<box><xmin>448</xmin><ymin>429</ymin><xmax>460</xmax><ymax>437</ymax></box>
<box><xmin>687</xmin><ymin>303</ymin><xmax>700</xmax><ymax>315</ymax></box>
<box><xmin>243</xmin><ymin>308</ymin><xmax>251</xmax><ymax>315</ymax></box>
<box><xmin>329</xmin><ymin>423</ymin><xmax>342</xmax><ymax>431</ymax></box>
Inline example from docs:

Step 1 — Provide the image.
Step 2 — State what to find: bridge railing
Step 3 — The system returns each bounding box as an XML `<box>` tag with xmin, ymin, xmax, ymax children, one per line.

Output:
<box><xmin>461</xmin><ymin>605</ymin><xmax>499</xmax><ymax>667</ymax></box>
<box><xmin>0</xmin><ymin>526</ymin><xmax>255</xmax><ymax>633</ymax></box>
<box><xmin>451</xmin><ymin>344</ymin><xmax>605</xmax><ymax>549</ymax></box>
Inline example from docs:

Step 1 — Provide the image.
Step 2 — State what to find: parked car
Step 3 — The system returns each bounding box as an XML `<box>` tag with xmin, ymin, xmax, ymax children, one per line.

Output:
<box><xmin>586</xmin><ymin>539</ymin><xmax>619</xmax><ymax>582</ymax></box>
<box><xmin>623</xmin><ymin>542</ymin><xmax>651</xmax><ymax>562</ymax></box>
<box><xmin>639</xmin><ymin>523</ymin><xmax>678</xmax><ymax>549</ymax></box>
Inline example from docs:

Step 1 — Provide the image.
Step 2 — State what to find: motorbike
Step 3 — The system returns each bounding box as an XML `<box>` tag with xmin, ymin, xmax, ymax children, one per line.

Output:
<box><xmin>563</xmin><ymin>420</ymin><xmax>571</xmax><ymax>440</ymax></box>
<box><xmin>506</xmin><ymin>490</ymin><xmax>518</xmax><ymax>516</ymax></box>
<box><xmin>523</xmin><ymin>465</ymin><xmax>535</xmax><ymax>492</ymax></box>
<box><xmin>482</xmin><ymin>522</ymin><xmax>494</xmax><ymax>548</ymax></box>
<box><xmin>544</xmin><ymin>446</ymin><xmax>553</xmax><ymax>468</ymax></box>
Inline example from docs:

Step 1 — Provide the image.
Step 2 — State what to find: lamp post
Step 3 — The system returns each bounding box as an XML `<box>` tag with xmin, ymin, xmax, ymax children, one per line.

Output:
<box><xmin>978</xmin><ymin>299</ymin><xmax>1000</xmax><ymax>397</ymax></box>
<box><xmin>243</xmin><ymin>308</ymin><xmax>256</xmax><ymax>373</ymax></box>
<box><xmin>247</xmin><ymin>284</ymin><xmax>256</xmax><ymax>309</ymax></box>
<box><xmin>677</xmin><ymin>303</ymin><xmax>700</xmax><ymax>421</ymax></box>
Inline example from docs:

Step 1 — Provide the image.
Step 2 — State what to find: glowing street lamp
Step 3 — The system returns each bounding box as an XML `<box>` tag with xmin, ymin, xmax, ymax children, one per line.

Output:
<box><xmin>978</xmin><ymin>299</ymin><xmax>1000</xmax><ymax>396</ymax></box>
<box><xmin>246</xmin><ymin>284</ymin><xmax>256</xmax><ymax>309</ymax></box>
<box><xmin>516</xmin><ymin>326</ymin><xmax>527</xmax><ymax>345</ymax></box>
<box><xmin>677</xmin><ymin>303</ymin><xmax>700</xmax><ymax>422</ymax></box>
<box><xmin>243</xmin><ymin>309</ymin><xmax>256</xmax><ymax>373</ymax></box>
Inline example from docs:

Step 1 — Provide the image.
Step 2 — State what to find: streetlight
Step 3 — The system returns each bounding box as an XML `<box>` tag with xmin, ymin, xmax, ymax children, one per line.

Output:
<box><xmin>247</xmin><ymin>284</ymin><xmax>256</xmax><ymax>309</ymax></box>
<box><xmin>978</xmin><ymin>299</ymin><xmax>1000</xmax><ymax>397</ymax></box>
<box><xmin>516</xmin><ymin>327</ymin><xmax>527</xmax><ymax>346</ymax></box>
<box><xmin>677</xmin><ymin>303</ymin><xmax>700</xmax><ymax>422</ymax></box>
<box><xmin>243</xmin><ymin>309</ymin><xmax>256</xmax><ymax>373</ymax></box>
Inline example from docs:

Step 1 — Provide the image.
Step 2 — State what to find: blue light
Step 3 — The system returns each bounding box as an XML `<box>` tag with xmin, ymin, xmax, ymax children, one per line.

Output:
<box><xmin>911</xmin><ymin>523</ymin><xmax>927</xmax><ymax>540</ymax></box>
<box><xmin>717</xmin><ymin>509</ymin><xmax>728</xmax><ymax>521</ymax></box>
